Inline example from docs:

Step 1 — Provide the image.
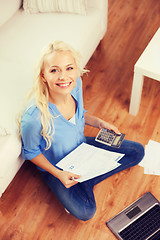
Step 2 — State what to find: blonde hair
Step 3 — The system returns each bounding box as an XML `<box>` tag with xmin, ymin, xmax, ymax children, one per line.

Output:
<box><xmin>19</xmin><ymin>41</ymin><xmax>88</xmax><ymax>150</ymax></box>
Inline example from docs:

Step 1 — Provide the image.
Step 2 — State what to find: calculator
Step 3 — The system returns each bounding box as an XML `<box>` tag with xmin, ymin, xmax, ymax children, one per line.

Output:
<box><xmin>95</xmin><ymin>128</ymin><xmax>125</xmax><ymax>148</ymax></box>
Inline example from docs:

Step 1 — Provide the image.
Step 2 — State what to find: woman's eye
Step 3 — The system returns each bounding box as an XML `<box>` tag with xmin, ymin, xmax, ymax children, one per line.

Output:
<box><xmin>67</xmin><ymin>67</ymin><xmax>74</xmax><ymax>71</ymax></box>
<box><xmin>51</xmin><ymin>69</ymin><xmax>58</xmax><ymax>73</ymax></box>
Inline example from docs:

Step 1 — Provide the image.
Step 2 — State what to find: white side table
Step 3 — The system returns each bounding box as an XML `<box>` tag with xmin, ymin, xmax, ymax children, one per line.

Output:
<box><xmin>129</xmin><ymin>27</ymin><xmax>160</xmax><ymax>116</ymax></box>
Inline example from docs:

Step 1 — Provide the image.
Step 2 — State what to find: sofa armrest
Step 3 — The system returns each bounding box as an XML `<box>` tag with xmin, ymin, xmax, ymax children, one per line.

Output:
<box><xmin>87</xmin><ymin>0</ymin><xmax>108</xmax><ymax>34</ymax></box>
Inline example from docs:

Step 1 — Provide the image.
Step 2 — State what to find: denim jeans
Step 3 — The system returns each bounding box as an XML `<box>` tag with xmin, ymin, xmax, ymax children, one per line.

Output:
<box><xmin>40</xmin><ymin>138</ymin><xmax>144</xmax><ymax>221</ymax></box>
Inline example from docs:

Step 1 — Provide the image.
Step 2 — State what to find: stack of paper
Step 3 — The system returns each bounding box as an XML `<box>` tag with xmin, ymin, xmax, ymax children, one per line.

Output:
<box><xmin>139</xmin><ymin>140</ymin><xmax>160</xmax><ymax>175</ymax></box>
<box><xmin>57</xmin><ymin>143</ymin><xmax>125</xmax><ymax>182</ymax></box>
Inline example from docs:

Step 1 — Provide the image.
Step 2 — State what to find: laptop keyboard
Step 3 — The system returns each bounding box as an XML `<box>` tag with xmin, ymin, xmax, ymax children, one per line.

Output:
<box><xmin>119</xmin><ymin>204</ymin><xmax>160</xmax><ymax>240</ymax></box>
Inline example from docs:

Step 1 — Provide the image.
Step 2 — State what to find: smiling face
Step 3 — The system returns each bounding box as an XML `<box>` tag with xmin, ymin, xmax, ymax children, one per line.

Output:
<box><xmin>41</xmin><ymin>51</ymin><xmax>78</xmax><ymax>101</ymax></box>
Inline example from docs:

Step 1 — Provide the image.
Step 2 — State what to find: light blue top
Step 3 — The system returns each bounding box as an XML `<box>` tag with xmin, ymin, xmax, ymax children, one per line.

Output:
<box><xmin>21</xmin><ymin>77</ymin><xmax>86</xmax><ymax>171</ymax></box>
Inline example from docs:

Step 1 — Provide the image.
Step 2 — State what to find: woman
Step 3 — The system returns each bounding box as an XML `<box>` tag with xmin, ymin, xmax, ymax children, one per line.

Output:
<box><xmin>20</xmin><ymin>41</ymin><xmax>144</xmax><ymax>221</ymax></box>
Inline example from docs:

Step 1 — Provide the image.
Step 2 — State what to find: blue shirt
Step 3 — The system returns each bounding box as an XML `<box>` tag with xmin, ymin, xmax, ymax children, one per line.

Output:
<box><xmin>21</xmin><ymin>77</ymin><xmax>86</xmax><ymax>171</ymax></box>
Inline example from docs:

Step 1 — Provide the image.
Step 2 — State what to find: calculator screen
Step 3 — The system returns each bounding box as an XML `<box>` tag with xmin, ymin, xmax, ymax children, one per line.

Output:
<box><xmin>113</xmin><ymin>135</ymin><xmax>121</xmax><ymax>145</ymax></box>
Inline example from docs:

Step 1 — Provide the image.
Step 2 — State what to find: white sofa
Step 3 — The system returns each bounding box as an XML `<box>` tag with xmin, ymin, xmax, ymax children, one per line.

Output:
<box><xmin>0</xmin><ymin>0</ymin><xmax>108</xmax><ymax>197</ymax></box>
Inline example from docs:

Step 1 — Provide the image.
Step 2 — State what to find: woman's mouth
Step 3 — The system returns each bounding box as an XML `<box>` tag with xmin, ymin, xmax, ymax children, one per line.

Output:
<box><xmin>56</xmin><ymin>82</ymin><xmax>72</xmax><ymax>88</ymax></box>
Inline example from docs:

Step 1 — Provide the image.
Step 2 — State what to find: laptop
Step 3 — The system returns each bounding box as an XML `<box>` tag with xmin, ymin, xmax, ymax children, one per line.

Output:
<box><xmin>106</xmin><ymin>192</ymin><xmax>160</xmax><ymax>240</ymax></box>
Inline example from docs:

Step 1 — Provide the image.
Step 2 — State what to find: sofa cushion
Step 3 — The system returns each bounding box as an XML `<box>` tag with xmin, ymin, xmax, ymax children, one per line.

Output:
<box><xmin>23</xmin><ymin>0</ymin><xmax>87</xmax><ymax>15</ymax></box>
<box><xmin>0</xmin><ymin>0</ymin><xmax>22</xmax><ymax>27</ymax></box>
<box><xmin>0</xmin><ymin>58</ymin><xmax>34</xmax><ymax>134</ymax></box>
<box><xmin>0</xmin><ymin>7</ymin><xmax>104</xmax><ymax>67</ymax></box>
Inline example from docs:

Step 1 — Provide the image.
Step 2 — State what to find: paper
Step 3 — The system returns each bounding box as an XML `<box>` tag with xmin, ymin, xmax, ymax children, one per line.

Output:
<box><xmin>56</xmin><ymin>143</ymin><xmax>124</xmax><ymax>182</ymax></box>
<box><xmin>139</xmin><ymin>140</ymin><xmax>160</xmax><ymax>175</ymax></box>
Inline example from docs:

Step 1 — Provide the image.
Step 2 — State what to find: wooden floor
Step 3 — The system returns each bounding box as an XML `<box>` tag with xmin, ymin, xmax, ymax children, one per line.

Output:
<box><xmin>1</xmin><ymin>0</ymin><xmax>160</xmax><ymax>239</ymax></box>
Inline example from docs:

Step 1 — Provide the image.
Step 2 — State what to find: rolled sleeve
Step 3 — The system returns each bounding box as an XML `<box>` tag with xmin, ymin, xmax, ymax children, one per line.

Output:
<box><xmin>21</xmin><ymin>107</ymin><xmax>42</xmax><ymax>160</ymax></box>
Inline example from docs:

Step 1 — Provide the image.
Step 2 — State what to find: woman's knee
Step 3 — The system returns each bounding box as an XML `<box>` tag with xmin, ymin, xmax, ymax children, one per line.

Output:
<box><xmin>133</xmin><ymin>142</ymin><xmax>145</xmax><ymax>165</ymax></box>
<box><xmin>70</xmin><ymin>201</ymin><xmax>97</xmax><ymax>221</ymax></box>
<box><xmin>118</xmin><ymin>140</ymin><xmax>145</xmax><ymax>168</ymax></box>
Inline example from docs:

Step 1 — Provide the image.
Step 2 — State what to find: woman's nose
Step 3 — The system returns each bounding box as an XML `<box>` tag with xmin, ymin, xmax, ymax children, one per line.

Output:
<box><xmin>59</xmin><ymin>72</ymin><xmax>66</xmax><ymax>80</ymax></box>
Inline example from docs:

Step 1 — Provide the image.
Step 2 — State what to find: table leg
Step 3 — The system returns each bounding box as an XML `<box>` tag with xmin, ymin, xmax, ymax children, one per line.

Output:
<box><xmin>129</xmin><ymin>71</ymin><xmax>144</xmax><ymax>116</ymax></box>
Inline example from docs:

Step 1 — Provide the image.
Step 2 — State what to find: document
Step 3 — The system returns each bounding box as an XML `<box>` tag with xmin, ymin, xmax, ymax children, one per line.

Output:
<box><xmin>56</xmin><ymin>143</ymin><xmax>125</xmax><ymax>182</ymax></box>
<box><xmin>139</xmin><ymin>140</ymin><xmax>160</xmax><ymax>175</ymax></box>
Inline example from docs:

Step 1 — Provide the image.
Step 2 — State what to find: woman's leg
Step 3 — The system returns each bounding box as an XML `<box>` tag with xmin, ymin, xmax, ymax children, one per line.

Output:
<box><xmin>86</xmin><ymin>137</ymin><xmax>144</xmax><ymax>186</ymax></box>
<box><xmin>40</xmin><ymin>171</ymin><xmax>96</xmax><ymax>221</ymax></box>
<box><xmin>39</xmin><ymin>138</ymin><xmax>144</xmax><ymax>221</ymax></box>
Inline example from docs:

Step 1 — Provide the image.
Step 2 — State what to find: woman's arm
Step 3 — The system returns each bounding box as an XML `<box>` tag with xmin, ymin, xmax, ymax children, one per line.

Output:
<box><xmin>31</xmin><ymin>154</ymin><xmax>81</xmax><ymax>188</ymax></box>
<box><xmin>84</xmin><ymin>112</ymin><xmax>120</xmax><ymax>134</ymax></box>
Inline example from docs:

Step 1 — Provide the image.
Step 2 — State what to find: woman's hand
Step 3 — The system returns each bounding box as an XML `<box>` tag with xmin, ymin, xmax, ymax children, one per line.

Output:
<box><xmin>57</xmin><ymin>170</ymin><xmax>81</xmax><ymax>188</ymax></box>
<box><xmin>98</xmin><ymin>119</ymin><xmax>121</xmax><ymax>135</ymax></box>
<box><xmin>30</xmin><ymin>154</ymin><xmax>81</xmax><ymax>188</ymax></box>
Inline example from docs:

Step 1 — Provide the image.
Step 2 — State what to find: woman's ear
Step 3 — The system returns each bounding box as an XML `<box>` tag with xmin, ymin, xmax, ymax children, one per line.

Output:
<box><xmin>41</xmin><ymin>72</ymin><xmax>46</xmax><ymax>82</ymax></box>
